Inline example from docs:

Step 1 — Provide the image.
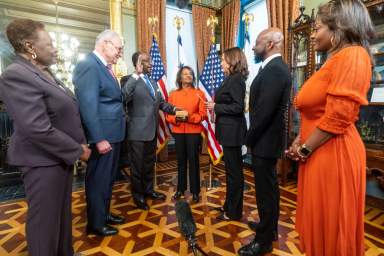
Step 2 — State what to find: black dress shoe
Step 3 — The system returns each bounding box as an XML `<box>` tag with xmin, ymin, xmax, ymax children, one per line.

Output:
<box><xmin>216</xmin><ymin>213</ymin><xmax>240</xmax><ymax>221</ymax></box>
<box><xmin>147</xmin><ymin>191</ymin><xmax>166</xmax><ymax>200</ymax></box>
<box><xmin>192</xmin><ymin>194</ymin><xmax>199</xmax><ymax>203</ymax></box>
<box><xmin>238</xmin><ymin>240</ymin><xmax>273</xmax><ymax>256</ymax></box>
<box><xmin>216</xmin><ymin>213</ymin><xmax>231</xmax><ymax>221</ymax></box>
<box><xmin>247</xmin><ymin>221</ymin><xmax>278</xmax><ymax>241</ymax></box>
<box><xmin>86</xmin><ymin>225</ymin><xmax>118</xmax><ymax>236</ymax></box>
<box><xmin>173</xmin><ymin>191</ymin><xmax>183</xmax><ymax>200</ymax></box>
<box><xmin>248</xmin><ymin>221</ymin><xmax>260</xmax><ymax>231</ymax></box>
<box><xmin>106</xmin><ymin>213</ymin><xmax>125</xmax><ymax>225</ymax></box>
<box><xmin>134</xmin><ymin>199</ymin><xmax>149</xmax><ymax>210</ymax></box>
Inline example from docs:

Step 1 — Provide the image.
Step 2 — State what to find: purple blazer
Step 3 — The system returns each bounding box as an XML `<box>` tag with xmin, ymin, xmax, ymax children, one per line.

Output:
<box><xmin>0</xmin><ymin>55</ymin><xmax>86</xmax><ymax>167</ymax></box>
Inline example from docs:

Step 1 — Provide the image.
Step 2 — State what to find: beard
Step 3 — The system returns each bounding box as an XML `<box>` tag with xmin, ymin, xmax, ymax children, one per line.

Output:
<box><xmin>254</xmin><ymin>53</ymin><xmax>263</xmax><ymax>64</ymax></box>
<box><xmin>253</xmin><ymin>48</ymin><xmax>265</xmax><ymax>64</ymax></box>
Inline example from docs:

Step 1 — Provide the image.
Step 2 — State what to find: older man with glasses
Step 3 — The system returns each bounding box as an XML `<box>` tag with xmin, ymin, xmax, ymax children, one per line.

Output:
<box><xmin>73</xmin><ymin>30</ymin><xmax>126</xmax><ymax>237</ymax></box>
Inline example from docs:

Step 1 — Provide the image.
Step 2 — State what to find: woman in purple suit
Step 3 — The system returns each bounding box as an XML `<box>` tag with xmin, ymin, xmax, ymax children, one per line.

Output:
<box><xmin>0</xmin><ymin>19</ymin><xmax>91</xmax><ymax>256</ymax></box>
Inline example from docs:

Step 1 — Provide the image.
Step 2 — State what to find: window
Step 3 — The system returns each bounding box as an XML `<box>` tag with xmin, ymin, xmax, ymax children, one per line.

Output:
<box><xmin>241</xmin><ymin>0</ymin><xmax>268</xmax><ymax>134</ymax></box>
<box><xmin>243</xmin><ymin>0</ymin><xmax>268</xmax><ymax>83</ymax></box>
<box><xmin>165</xmin><ymin>5</ymin><xmax>198</xmax><ymax>91</ymax></box>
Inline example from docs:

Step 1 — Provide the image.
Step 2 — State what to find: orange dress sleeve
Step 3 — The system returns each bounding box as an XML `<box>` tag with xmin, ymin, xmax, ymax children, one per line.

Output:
<box><xmin>317</xmin><ymin>47</ymin><xmax>372</xmax><ymax>134</ymax></box>
<box><xmin>165</xmin><ymin>92</ymin><xmax>178</xmax><ymax>125</ymax></box>
<box><xmin>188</xmin><ymin>90</ymin><xmax>207</xmax><ymax>123</ymax></box>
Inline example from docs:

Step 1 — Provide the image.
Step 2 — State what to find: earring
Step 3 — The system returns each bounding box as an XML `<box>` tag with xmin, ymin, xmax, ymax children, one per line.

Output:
<box><xmin>330</xmin><ymin>36</ymin><xmax>335</xmax><ymax>47</ymax></box>
<box><xmin>31</xmin><ymin>52</ymin><xmax>37</xmax><ymax>60</ymax></box>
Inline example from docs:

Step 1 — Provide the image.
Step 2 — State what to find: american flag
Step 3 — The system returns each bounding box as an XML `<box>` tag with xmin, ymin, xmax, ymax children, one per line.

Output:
<box><xmin>198</xmin><ymin>45</ymin><xmax>224</xmax><ymax>165</ymax></box>
<box><xmin>149</xmin><ymin>36</ymin><xmax>171</xmax><ymax>154</ymax></box>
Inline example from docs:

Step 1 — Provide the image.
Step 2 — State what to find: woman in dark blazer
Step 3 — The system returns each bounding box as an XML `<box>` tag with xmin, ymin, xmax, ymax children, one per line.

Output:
<box><xmin>0</xmin><ymin>19</ymin><xmax>91</xmax><ymax>256</ymax></box>
<box><xmin>206</xmin><ymin>47</ymin><xmax>248</xmax><ymax>221</ymax></box>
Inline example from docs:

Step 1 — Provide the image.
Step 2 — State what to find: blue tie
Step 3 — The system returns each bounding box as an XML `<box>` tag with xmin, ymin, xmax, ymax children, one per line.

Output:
<box><xmin>143</xmin><ymin>75</ymin><xmax>155</xmax><ymax>97</ymax></box>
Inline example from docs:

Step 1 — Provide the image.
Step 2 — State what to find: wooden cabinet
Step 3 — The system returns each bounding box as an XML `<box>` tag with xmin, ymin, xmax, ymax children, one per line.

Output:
<box><xmin>355</xmin><ymin>0</ymin><xmax>384</xmax><ymax>209</ymax></box>
<box><xmin>280</xmin><ymin>6</ymin><xmax>316</xmax><ymax>184</ymax></box>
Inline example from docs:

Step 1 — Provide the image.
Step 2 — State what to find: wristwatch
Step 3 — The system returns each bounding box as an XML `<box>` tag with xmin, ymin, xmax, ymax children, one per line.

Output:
<box><xmin>297</xmin><ymin>144</ymin><xmax>313</xmax><ymax>158</ymax></box>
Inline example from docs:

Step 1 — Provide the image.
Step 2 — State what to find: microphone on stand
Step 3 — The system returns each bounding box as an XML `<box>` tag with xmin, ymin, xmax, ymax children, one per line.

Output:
<box><xmin>175</xmin><ymin>200</ymin><xmax>208</xmax><ymax>256</ymax></box>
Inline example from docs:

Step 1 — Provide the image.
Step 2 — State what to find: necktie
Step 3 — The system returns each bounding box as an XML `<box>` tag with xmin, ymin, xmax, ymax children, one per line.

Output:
<box><xmin>143</xmin><ymin>75</ymin><xmax>155</xmax><ymax>97</ymax></box>
<box><xmin>106</xmin><ymin>64</ymin><xmax>116</xmax><ymax>80</ymax></box>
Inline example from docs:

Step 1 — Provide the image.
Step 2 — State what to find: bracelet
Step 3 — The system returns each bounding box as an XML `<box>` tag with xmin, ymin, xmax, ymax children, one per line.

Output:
<box><xmin>297</xmin><ymin>144</ymin><xmax>313</xmax><ymax>158</ymax></box>
<box><xmin>296</xmin><ymin>147</ymin><xmax>307</xmax><ymax>159</ymax></box>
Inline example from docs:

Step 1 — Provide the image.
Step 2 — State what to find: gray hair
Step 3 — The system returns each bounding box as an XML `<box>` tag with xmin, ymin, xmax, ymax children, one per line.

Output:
<box><xmin>95</xmin><ymin>29</ymin><xmax>120</xmax><ymax>46</ymax></box>
<box><xmin>317</xmin><ymin>0</ymin><xmax>375</xmax><ymax>62</ymax></box>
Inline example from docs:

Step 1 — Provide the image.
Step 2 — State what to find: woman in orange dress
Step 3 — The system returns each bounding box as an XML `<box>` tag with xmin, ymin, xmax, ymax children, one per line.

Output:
<box><xmin>166</xmin><ymin>66</ymin><xmax>206</xmax><ymax>203</ymax></box>
<box><xmin>286</xmin><ymin>1</ymin><xmax>375</xmax><ymax>255</ymax></box>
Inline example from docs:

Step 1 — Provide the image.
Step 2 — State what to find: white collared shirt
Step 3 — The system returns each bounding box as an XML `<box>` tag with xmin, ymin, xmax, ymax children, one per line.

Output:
<box><xmin>131</xmin><ymin>73</ymin><xmax>140</xmax><ymax>80</ymax></box>
<box><xmin>93</xmin><ymin>50</ymin><xmax>108</xmax><ymax>66</ymax></box>
<box><xmin>261</xmin><ymin>53</ymin><xmax>282</xmax><ymax>69</ymax></box>
<box><xmin>139</xmin><ymin>73</ymin><xmax>150</xmax><ymax>83</ymax></box>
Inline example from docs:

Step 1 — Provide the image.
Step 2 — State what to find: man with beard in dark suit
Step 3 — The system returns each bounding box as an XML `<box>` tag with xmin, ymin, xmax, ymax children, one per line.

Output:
<box><xmin>238</xmin><ymin>28</ymin><xmax>291</xmax><ymax>256</ymax></box>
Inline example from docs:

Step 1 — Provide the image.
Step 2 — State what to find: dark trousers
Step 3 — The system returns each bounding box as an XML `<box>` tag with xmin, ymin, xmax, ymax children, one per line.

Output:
<box><xmin>85</xmin><ymin>142</ymin><xmax>121</xmax><ymax>228</ymax></box>
<box><xmin>21</xmin><ymin>164</ymin><xmax>73</xmax><ymax>256</ymax></box>
<box><xmin>222</xmin><ymin>146</ymin><xmax>244</xmax><ymax>219</ymax></box>
<box><xmin>119</xmin><ymin>137</ymin><xmax>131</xmax><ymax>169</ymax></box>
<box><xmin>129</xmin><ymin>139</ymin><xmax>156</xmax><ymax>201</ymax></box>
<box><xmin>252</xmin><ymin>155</ymin><xmax>279</xmax><ymax>245</ymax></box>
<box><xmin>174</xmin><ymin>133</ymin><xmax>201</xmax><ymax>194</ymax></box>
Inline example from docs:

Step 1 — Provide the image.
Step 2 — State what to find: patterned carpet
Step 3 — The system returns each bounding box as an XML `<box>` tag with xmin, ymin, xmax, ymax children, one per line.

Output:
<box><xmin>0</xmin><ymin>155</ymin><xmax>383</xmax><ymax>255</ymax></box>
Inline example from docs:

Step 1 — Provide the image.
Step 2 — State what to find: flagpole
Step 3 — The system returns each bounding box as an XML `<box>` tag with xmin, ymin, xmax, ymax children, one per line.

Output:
<box><xmin>149</xmin><ymin>16</ymin><xmax>159</xmax><ymax>188</ymax></box>
<box><xmin>154</xmin><ymin>154</ymin><xmax>157</xmax><ymax>189</ymax></box>
<box><xmin>207</xmin><ymin>15</ymin><xmax>218</xmax><ymax>191</ymax></box>
<box><xmin>242</xmin><ymin>12</ymin><xmax>254</xmax><ymax>49</ymax></box>
<box><xmin>241</xmin><ymin>12</ymin><xmax>254</xmax><ymax>159</ymax></box>
<box><xmin>173</xmin><ymin>16</ymin><xmax>184</xmax><ymax>68</ymax></box>
<box><xmin>178</xmin><ymin>35</ymin><xmax>180</xmax><ymax>68</ymax></box>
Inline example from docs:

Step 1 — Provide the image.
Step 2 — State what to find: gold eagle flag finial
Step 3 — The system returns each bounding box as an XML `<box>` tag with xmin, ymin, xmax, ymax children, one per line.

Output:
<box><xmin>173</xmin><ymin>16</ymin><xmax>185</xmax><ymax>31</ymax></box>
<box><xmin>242</xmin><ymin>12</ymin><xmax>254</xmax><ymax>33</ymax></box>
<box><xmin>207</xmin><ymin>15</ymin><xmax>218</xmax><ymax>44</ymax></box>
<box><xmin>148</xmin><ymin>16</ymin><xmax>159</xmax><ymax>40</ymax></box>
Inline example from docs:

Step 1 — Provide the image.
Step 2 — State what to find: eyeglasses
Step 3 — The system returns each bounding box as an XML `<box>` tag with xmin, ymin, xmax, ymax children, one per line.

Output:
<box><xmin>106</xmin><ymin>40</ymin><xmax>123</xmax><ymax>53</ymax></box>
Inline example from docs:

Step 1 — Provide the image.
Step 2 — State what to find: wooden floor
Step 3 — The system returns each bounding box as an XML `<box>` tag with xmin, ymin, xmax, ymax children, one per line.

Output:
<box><xmin>0</xmin><ymin>155</ymin><xmax>383</xmax><ymax>255</ymax></box>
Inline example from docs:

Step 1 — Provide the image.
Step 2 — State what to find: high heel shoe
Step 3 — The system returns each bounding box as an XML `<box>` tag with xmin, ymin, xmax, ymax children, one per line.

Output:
<box><xmin>216</xmin><ymin>213</ymin><xmax>241</xmax><ymax>221</ymax></box>
<box><xmin>213</xmin><ymin>206</ymin><xmax>224</xmax><ymax>212</ymax></box>
<box><xmin>173</xmin><ymin>191</ymin><xmax>183</xmax><ymax>200</ymax></box>
<box><xmin>192</xmin><ymin>194</ymin><xmax>199</xmax><ymax>203</ymax></box>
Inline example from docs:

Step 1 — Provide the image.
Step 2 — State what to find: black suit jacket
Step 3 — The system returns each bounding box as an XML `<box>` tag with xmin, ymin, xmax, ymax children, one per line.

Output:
<box><xmin>0</xmin><ymin>55</ymin><xmax>86</xmax><ymax>167</ymax></box>
<box><xmin>246</xmin><ymin>56</ymin><xmax>291</xmax><ymax>158</ymax></box>
<box><xmin>214</xmin><ymin>73</ymin><xmax>247</xmax><ymax>147</ymax></box>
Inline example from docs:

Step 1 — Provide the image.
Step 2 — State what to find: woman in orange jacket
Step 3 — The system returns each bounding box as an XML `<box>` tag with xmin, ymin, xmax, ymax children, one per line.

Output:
<box><xmin>166</xmin><ymin>66</ymin><xmax>207</xmax><ymax>203</ymax></box>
